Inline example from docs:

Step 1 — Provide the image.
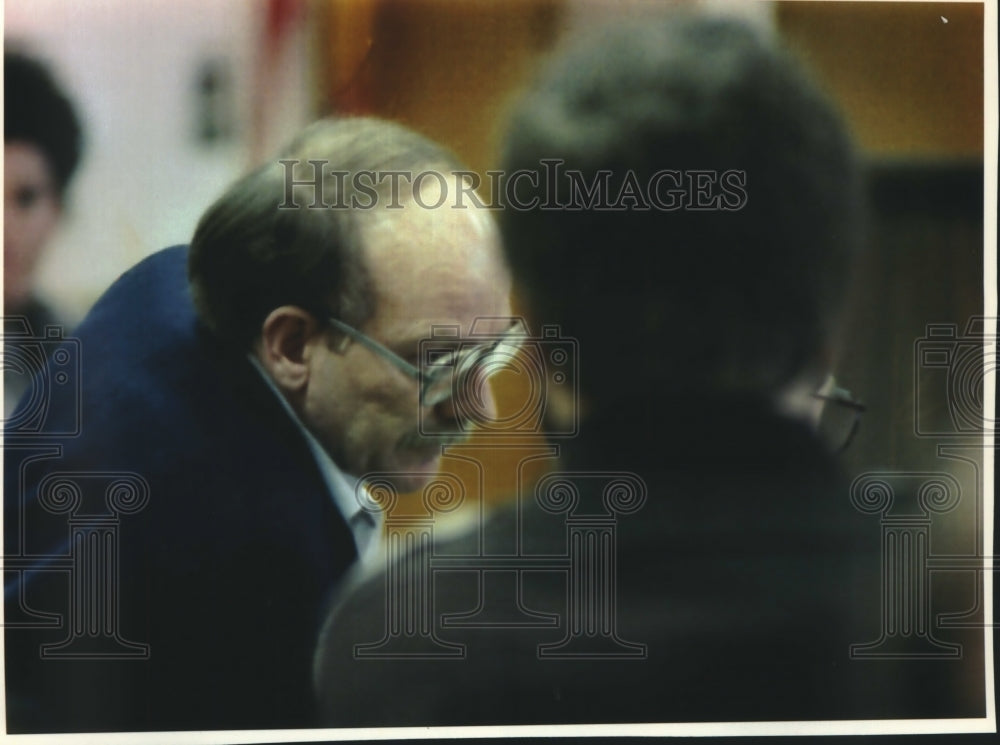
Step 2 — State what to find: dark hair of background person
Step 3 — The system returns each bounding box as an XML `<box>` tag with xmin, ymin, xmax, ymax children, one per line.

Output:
<box><xmin>4</xmin><ymin>49</ymin><xmax>84</xmax><ymax>198</ymax></box>
<box><xmin>188</xmin><ymin>116</ymin><xmax>469</xmax><ymax>350</ymax></box>
<box><xmin>500</xmin><ymin>15</ymin><xmax>864</xmax><ymax>400</ymax></box>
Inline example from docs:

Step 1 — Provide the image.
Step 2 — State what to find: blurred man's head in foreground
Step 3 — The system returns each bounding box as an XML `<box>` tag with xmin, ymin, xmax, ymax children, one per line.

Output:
<box><xmin>500</xmin><ymin>14</ymin><xmax>862</xmax><ymax>415</ymax></box>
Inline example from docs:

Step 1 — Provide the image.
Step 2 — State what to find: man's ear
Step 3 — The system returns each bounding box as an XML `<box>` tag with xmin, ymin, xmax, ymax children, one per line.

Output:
<box><xmin>256</xmin><ymin>306</ymin><xmax>321</xmax><ymax>393</ymax></box>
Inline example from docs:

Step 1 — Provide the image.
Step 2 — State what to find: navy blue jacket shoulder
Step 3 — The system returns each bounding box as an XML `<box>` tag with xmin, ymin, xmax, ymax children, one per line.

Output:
<box><xmin>5</xmin><ymin>246</ymin><xmax>357</xmax><ymax>732</ymax></box>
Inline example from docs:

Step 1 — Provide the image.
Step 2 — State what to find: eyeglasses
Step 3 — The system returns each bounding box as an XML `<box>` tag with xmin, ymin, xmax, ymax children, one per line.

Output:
<box><xmin>326</xmin><ymin>317</ymin><xmax>524</xmax><ymax>407</ymax></box>
<box><xmin>811</xmin><ymin>384</ymin><xmax>866</xmax><ymax>453</ymax></box>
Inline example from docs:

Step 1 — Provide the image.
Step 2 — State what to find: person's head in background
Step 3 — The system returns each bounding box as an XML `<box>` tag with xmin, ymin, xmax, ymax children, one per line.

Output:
<box><xmin>188</xmin><ymin>117</ymin><xmax>511</xmax><ymax>490</ymax></box>
<box><xmin>4</xmin><ymin>50</ymin><xmax>84</xmax><ymax>312</ymax></box>
<box><xmin>500</xmin><ymin>14</ymin><xmax>862</xmax><ymax>432</ymax></box>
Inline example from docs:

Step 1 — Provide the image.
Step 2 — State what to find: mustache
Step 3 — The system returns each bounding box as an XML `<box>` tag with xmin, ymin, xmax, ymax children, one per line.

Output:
<box><xmin>399</xmin><ymin>429</ymin><xmax>470</xmax><ymax>450</ymax></box>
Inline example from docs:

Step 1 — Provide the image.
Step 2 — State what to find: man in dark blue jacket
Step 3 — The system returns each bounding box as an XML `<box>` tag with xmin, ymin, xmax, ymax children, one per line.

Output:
<box><xmin>4</xmin><ymin>117</ymin><xmax>512</xmax><ymax>731</ymax></box>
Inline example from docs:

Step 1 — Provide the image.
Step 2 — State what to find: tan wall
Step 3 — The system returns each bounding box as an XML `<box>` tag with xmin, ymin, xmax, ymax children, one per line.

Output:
<box><xmin>316</xmin><ymin>0</ymin><xmax>561</xmax><ymax>177</ymax></box>
<box><xmin>776</xmin><ymin>1</ymin><xmax>983</xmax><ymax>157</ymax></box>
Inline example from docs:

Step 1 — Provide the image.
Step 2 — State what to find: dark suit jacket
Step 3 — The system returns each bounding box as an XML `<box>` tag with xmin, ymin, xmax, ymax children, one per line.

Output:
<box><xmin>314</xmin><ymin>395</ymin><xmax>983</xmax><ymax>726</ymax></box>
<box><xmin>5</xmin><ymin>246</ymin><xmax>357</xmax><ymax>732</ymax></box>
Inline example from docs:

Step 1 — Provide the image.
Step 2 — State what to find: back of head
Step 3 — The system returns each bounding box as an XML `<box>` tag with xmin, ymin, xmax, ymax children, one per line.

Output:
<box><xmin>188</xmin><ymin>116</ymin><xmax>467</xmax><ymax>350</ymax></box>
<box><xmin>4</xmin><ymin>50</ymin><xmax>84</xmax><ymax>197</ymax></box>
<box><xmin>500</xmin><ymin>14</ymin><xmax>862</xmax><ymax>402</ymax></box>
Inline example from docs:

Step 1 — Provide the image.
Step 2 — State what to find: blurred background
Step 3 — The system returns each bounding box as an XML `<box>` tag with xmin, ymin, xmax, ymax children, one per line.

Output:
<box><xmin>5</xmin><ymin>0</ymin><xmax>989</xmax><ymax>562</ymax></box>
<box><xmin>5</xmin><ymin>0</ymin><xmax>983</xmax><ymax>323</ymax></box>
<box><xmin>5</xmin><ymin>0</ymin><xmax>991</xmax><ymax>713</ymax></box>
